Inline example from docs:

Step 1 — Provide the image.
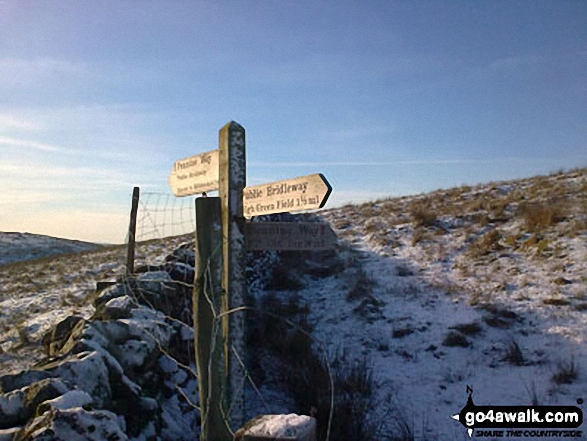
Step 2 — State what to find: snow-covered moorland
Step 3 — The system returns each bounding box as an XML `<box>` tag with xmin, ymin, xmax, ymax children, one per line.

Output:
<box><xmin>0</xmin><ymin>167</ymin><xmax>585</xmax><ymax>440</ymax></box>
<box><xmin>0</xmin><ymin>233</ymin><xmax>101</xmax><ymax>267</ymax></box>
<box><xmin>0</xmin><ymin>236</ymin><xmax>191</xmax><ymax>374</ymax></box>
<box><xmin>317</xmin><ymin>167</ymin><xmax>587</xmax><ymax>439</ymax></box>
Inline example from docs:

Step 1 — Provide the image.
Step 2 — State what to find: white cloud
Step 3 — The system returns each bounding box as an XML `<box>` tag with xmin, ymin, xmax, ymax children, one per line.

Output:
<box><xmin>243</xmin><ymin>52</ymin><xmax>450</xmax><ymax>86</ymax></box>
<box><xmin>0</xmin><ymin>57</ymin><xmax>90</xmax><ymax>85</ymax></box>
<box><xmin>248</xmin><ymin>159</ymin><xmax>502</xmax><ymax>167</ymax></box>
<box><xmin>0</xmin><ymin>161</ymin><xmax>145</xmax><ymax>216</ymax></box>
<box><xmin>0</xmin><ymin>104</ymin><xmax>169</xmax><ymax>164</ymax></box>
<box><xmin>0</xmin><ymin>114</ymin><xmax>40</xmax><ymax>131</ymax></box>
<box><xmin>0</xmin><ymin>136</ymin><xmax>64</xmax><ymax>152</ymax></box>
<box><xmin>328</xmin><ymin>124</ymin><xmax>396</xmax><ymax>141</ymax></box>
<box><xmin>0</xmin><ymin>162</ymin><xmax>121</xmax><ymax>179</ymax></box>
<box><xmin>0</xmin><ymin>134</ymin><xmax>141</xmax><ymax>162</ymax></box>
<box><xmin>488</xmin><ymin>54</ymin><xmax>545</xmax><ymax>71</ymax></box>
<box><xmin>0</xmin><ymin>190</ymin><xmax>71</xmax><ymax>206</ymax></box>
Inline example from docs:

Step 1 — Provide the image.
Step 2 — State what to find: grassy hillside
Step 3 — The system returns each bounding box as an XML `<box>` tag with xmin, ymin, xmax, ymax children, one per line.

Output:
<box><xmin>325</xmin><ymin>167</ymin><xmax>586</xmax><ymax>310</ymax></box>
<box><xmin>0</xmin><ymin>232</ymin><xmax>102</xmax><ymax>266</ymax></box>
<box><xmin>0</xmin><ymin>235</ymin><xmax>191</xmax><ymax>373</ymax></box>
<box><xmin>0</xmin><ymin>168</ymin><xmax>585</xmax><ymax>439</ymax></box>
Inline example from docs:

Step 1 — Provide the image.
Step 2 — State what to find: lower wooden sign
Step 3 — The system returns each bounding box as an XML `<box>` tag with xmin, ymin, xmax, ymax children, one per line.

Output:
<box><xmin>245</xmin><ymin>222</ymin><xmax>336</xmax><ymax>251</ymax></box>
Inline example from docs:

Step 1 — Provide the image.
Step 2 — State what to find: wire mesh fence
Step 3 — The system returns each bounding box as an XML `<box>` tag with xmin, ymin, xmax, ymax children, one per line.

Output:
<box><xmin>126</xmin><ymin>191</ymin><xmax>197</xmax><ymax>269</ymax></box>
<box><xmin>0</xmin><ymin>188</ymin><xmax>347</xmax><ymax>439</ymax></box>
<box><xmin>115</xmin><ymin>190</ymin><xmax>338</xmax><ymax>439</ymax></box>
<box><xmin>135</xmin><ymin>192</ymin><xmax>197</xmax><ymax>243</ymax></box>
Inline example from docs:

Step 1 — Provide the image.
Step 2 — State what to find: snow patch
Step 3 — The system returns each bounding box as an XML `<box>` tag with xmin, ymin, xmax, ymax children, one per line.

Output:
<box><xmin>245</xmin><ymin>414</ymin><xmax>315</xmax><ymax>438</ymax></box>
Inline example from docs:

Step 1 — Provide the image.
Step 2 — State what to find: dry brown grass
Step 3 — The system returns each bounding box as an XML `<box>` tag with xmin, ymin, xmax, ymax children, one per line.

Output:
<box><xmin>411</xmin><ymin>227</ymin><xmax>426</xmax><ymax>246</ymax></box>
<box><xmin>410</xmin><ymin>205</ymin><xmax>437</xmax><ymax>227</ymax></box>
<box><xmin>467</xmin><ymin>229</ymin><xmax>502</xmax><ymax>258</ymax></box>
<box><xmin>363</xmin><ymin>219</ymin><xmax>381</xmax><ymax>234</ymax></box>
<box><xmin>542</xmin><ymin>296</ymin><xmax>571</xmax><ymax>306</ymax></box>
<box><xmin>504</xmin><ymin>234</ymin><xmax>518</xmax><ymax>248</ymax></box>
<box><xmin>517</xmin><ymin>201</ymin><xmax>568</xmax><ymax>232</ymax></box>
<box><xmin>564</xmin><ymin>219</ymin><xmax>587</xmax><ymax>238</ymax></box>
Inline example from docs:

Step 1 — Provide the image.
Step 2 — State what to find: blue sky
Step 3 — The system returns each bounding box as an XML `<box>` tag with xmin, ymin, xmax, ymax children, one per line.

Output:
<box><xmin>0</xmin><ymin>0</ymin><xmax>585</xmax><ymax>243</ymax></box>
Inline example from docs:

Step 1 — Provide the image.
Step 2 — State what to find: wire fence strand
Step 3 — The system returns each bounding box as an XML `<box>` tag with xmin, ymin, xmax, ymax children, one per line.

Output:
<box><xmin>125</xmin><ymin>191</ymin><xmax>332</xmax><ymax>438</ymax></box>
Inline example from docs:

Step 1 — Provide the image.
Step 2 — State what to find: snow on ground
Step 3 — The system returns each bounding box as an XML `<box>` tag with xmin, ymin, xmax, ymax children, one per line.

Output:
<box><xmin>298</xmin><ymin>236</ymin><xmax>585</xmax><ymax>439</ymax></box>
<box><xmin>0</xmin><ymin>168</ymin><xmax>585</xmax><ymax>439</ymax></box>
<box><xmin>313</xmin><ymin>168</ymin><xmax>587</xmax><ymax>439</ymax></box>
<box><xmin>244</xmin><ymin>414</ymin><xmax>316</xmax><ymax>438</ymax></box>
<box><xmin>0</xmin><ymin>232</ymin><xmax>101</xmax><ymax>266</ymax></box>
<box><xmin>0</xmin><ymin>235</ymin><xmax>192</xmax><ymax>374</ymax></box>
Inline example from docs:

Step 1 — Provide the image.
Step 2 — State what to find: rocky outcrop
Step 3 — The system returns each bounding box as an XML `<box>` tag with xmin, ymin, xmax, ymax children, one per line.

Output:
<box><xmin>0</xmin><ymin>231</ymin><xmax>332</xmax><ymax>439</ymax></box>
<box><xmin>0</xmin><ymin>245</ymin><xmax>199</xmax><ymax>440</ymax></box>
<box><xmin>15</xmin><ymin>407</ymin><xmax>128</xmax><ymax>441</ymax></box>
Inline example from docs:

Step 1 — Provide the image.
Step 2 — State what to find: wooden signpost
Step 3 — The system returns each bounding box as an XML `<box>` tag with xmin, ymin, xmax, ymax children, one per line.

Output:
<box><xmin>245</xmin><ymin>222</ymin><xmax>336</xmax><ymax>251</ymax></box>
<box><xmin>243</xmin><ymin>173</ymin><xmax>332</xmax><ymax>217</ymax></box>
<box><xmin>169</xmin><ymin>122</ymin><xmax>335</xmax><ymax>441</ymax></box>
<box><xmin>168</xmin><ymin>149</ymin><xmax>219</xmax><ymax>196</ymax></box>
<box><xmin>218</xmin><ymin>122</ymin><xmax>247</xmax><ymax>430</ymax></box>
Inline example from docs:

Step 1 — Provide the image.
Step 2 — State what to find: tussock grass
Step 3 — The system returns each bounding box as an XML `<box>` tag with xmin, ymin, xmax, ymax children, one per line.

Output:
<box><xmin>392</xmin><ymin>327</ymin><xmax>414</xmax><ymax>339</ymax></box>
<box><xmin>345</xmin><ymin>268</ymin><xmax>376</xmax><ymax>302</ymax></box>
<box><xmin>450</xmin><ymin>322</ymin><xmax>482</xmax><ymax>336</ymax></box>
<box><xmin>503</xmin><ymin>340</ymin><xmax>525</xmax><ymax>366</ymax></box>
<box><xmin>467</xmin><ymin>229</ymin><xmax>502</xmax><ymax>258</ymax></box>
<box><xmin>411</xmin><ymin>227</ymin><xmax>426</xmax><ymax>246</ymax></box>
<box><xmin>542</xmin><ymin>296</ymin><xmax>571</xmax><ymax>306</ymax></box>
<box><xmin>248</xmin><ymin>293</ymin><xmax>383</xmax><ymax>440</ymax></box>
<box><xmin>552</xmin><ymin>356</ymin><xmax>579</xmax><ymax>385</ymax></box>
<box><xmin>518</xmin><ymin>201</ymin><xmax>567</xmax><ymax>232</ymax></box>
<box><xmin>442</xmin><ymin>331</ymin><xmax>470</xmax><ymax>348</ymax></box>
<box><xmin>410</xmin><ymin>206</ymin><xmax>437</xmax><ymax>227</ymax></box>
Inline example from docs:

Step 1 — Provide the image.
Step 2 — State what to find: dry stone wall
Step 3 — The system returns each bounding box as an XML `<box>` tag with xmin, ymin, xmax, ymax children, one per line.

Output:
<box><xmin>0</xmin><ymin>244</ymin><xmax>198</xmax><ymax>440</ymax></box>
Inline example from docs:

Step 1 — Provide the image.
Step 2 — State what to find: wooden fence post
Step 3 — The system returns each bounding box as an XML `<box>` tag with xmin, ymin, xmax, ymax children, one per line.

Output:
<box><xmin>194</xmin><ymin>196</ymin><xmax>232</xmax><ymax>441</ymax></box>
<box><xmin>219</xmin><ymin>121</ymin><xmax>247</xmax><ymax>427</ymax></box>
<box><xmin>126</xmin><ymin>186</ymin><xmax>140</xmax><ymax>275</ymax></box>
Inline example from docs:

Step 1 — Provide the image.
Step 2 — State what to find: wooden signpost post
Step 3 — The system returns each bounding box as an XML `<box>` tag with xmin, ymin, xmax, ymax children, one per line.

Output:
<box><xmin>218</xmin><ymin>122</ymin><xmax>247</xmax><ymax>430</ymax></box>
<box><xmin>169</xmin><ymin>121</ymin><xmax>334</xmax><ymax>440</ymax></box>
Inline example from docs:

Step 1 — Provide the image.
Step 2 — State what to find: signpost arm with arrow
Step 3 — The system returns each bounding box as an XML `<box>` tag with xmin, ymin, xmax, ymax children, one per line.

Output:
<box><xmin>170</xmin><ymin>121</ymin><xmax>334</xmax><ymax>439</ymax></box>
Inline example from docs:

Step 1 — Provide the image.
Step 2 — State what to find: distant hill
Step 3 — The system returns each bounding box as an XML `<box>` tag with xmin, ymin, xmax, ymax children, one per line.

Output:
<box><xmin>0</xmin><ymin>232</ymin><xmax>102</xmax><ymax>266</ymax></box>
<box><xmin>0</xmin><ymin>168</ymin><xmax>585</xmax><ymax>439</ymax></box>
